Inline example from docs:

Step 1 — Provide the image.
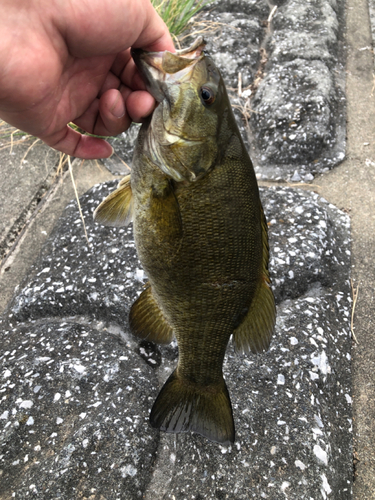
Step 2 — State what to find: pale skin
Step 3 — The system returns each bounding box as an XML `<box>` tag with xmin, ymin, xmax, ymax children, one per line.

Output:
<box><xmin>0</xmin><ymin>0</ymin><xmax>175</xmax><ymax>159</ymax></box>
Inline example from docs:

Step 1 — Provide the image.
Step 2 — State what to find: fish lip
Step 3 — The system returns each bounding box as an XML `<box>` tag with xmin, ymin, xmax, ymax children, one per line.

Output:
<box><xmin>131</xmin><ymin>47</ymin><xmax>165</xmax><ymax>102</ymax></box>
<box><xmin>131</xmin><ymin>37</ymin><xmax>207</xmax><ymax>102</ymax></box>
<box><xmin>131</xmin><ymin>36</ymin><xmax>206</xmax><ymax>67</ymax></box>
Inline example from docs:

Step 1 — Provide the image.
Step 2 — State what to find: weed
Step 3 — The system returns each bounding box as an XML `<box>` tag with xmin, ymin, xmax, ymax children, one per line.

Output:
<box><xmin>152</xmin><ymin>0</ymin><xmax>211</xmax><ymax>37</ymax></box>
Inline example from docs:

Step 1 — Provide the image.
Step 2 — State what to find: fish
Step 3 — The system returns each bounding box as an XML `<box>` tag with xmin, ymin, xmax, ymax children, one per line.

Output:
<box><xmin>94</xmin><ymin>37</ymin><xmax>276</xmax><ymax>444</ymax></box>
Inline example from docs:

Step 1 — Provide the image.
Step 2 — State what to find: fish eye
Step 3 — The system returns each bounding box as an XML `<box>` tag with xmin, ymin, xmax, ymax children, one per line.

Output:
<box><xmin>200</xmin><ymin>86</ymin><xmax>215</xmax><ymax>105</ymax></box>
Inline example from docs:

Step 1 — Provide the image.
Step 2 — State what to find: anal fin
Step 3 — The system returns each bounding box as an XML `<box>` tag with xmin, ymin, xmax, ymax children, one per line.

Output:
<box><xmin>129</xmin><ymin>285</ymin><xmax>174</xmax><ymax>344</ymax></box>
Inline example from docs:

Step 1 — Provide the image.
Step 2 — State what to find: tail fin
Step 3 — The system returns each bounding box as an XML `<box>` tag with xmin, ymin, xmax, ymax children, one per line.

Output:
<box><xmin>150</xmin><ymin>370</ymin><xmax>235</xmax><ymax>444</ymax></box>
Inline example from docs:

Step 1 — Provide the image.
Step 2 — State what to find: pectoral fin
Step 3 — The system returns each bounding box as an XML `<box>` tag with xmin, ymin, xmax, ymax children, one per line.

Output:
<box><xmin>233</xmin><ymin>207</ymin><xmax>276</xmax><ymax>354</ymax></box>
<box><xmin>94</xmin><ymin>175</ymin><xmax>133</xmax><ymax>227</ymax></box>
<box><xmin>129</xmin><ymin>284</ymin><xmax>174</xmax><ymax>344</ymax></box>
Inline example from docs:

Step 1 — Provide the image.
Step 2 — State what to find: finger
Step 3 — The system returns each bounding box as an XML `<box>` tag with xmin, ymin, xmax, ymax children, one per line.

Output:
<box><xmin>110</xmin><ymin>50</ymin><xmax>133</xmax><ymax>79</ymax></box>
<box><xmin>43</xmin><ymin>126</ymin><xmax>114</xmax><ymax>159</ymax></box>
<box><xmin>122</xmin><ymin>59</ymin><xmax>147</xmax><ymax>91</ymax></box>
<box><xmin>73</xmin><ymin>86</ymin><xmax>136</xmax><ymax>138</ymax></box>
<box><xmin>94</xmin><ymin>88</ymin><xmax>133</xmax><ymax>136</ymax></box>
<box><xmin>126</xmin><ymin>90</ymin><xmax>156</xmax><ymax>123</ymax></box>
<box><xmin>73</xmin><ymin>98</ymin><xmax>101</xmax><ymax>136</ymax></box>
<box><xmin>134</xmin><ymin>28</ymin><xmax>175</xmax><ymax>53</ymax></box>
<box><xmin>111</xmin><ymin>52</ymin><xmax>145</xmax><ymax>91</ymax></box>
<box><xmin>130</xmin><ymin>3</ymin><xmax>175</xmax><ymax>53</ymax></box>
<box><xmin>98</xmin><ymin>71</ymin><xmax>121</xmax><ymax>97</ymax></box>
<box><xmin>73</xmin><ymin>90</ymin><xmax>130</xmax><ymax>138</ymax></box>
<box><xmin>92</xmin><ymin>88</ymin><xmax>155</xmax><ymax>136</ymax></box>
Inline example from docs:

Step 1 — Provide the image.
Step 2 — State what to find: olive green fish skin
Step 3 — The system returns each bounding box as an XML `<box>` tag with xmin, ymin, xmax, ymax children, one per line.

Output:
<box><xmin>95</xmin><ymin>39</ymin><xmax>275</xmax><ymax>444</ymax></box>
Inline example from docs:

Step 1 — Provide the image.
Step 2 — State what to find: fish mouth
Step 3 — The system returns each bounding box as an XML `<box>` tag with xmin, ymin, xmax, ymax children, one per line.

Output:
<box><xmin>131</xmin><ymin>37</ymin><xmax>206</xmax><ymax>102</ymax></box>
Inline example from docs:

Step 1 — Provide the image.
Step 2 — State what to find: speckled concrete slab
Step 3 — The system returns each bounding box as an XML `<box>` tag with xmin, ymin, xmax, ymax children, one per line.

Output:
<box><xmin>104</xmin><ymin>0</ymin><xmax>346</xmax><ymax>181</ymax></box>
<box><xmin>0</xmin><ymin>320</ymin><xmax>159</xmax><ymax>499</ymax></box>
<box><xmin>249</xmin><ymin>0</ymin><xmax>346</xmax><ymax>181</ymax></box>
<box><xmin>0</xmin><ymin>182</ymin><xmax>352</xmax><ymax>499</ymax></box>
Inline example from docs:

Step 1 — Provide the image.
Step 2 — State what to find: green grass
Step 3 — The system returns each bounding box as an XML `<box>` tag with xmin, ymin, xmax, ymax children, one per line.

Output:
<box><xmin>151</xmin><ymin>0</ymin><xmax>211</xmax><ymax>37</ymax></box>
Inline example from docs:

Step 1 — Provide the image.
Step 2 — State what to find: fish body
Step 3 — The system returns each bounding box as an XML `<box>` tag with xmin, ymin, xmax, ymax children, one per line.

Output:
<box><xmin>94</xmin><ymin>38</ymin><xmax>275</xmax><ymax>444</ymax></box>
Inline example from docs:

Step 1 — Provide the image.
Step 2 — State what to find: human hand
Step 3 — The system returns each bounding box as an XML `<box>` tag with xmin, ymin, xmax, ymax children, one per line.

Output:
<box><xmin>0</xmin><ymin>0</ymin><xmax>174</xmax><ymax>158</ymax></box>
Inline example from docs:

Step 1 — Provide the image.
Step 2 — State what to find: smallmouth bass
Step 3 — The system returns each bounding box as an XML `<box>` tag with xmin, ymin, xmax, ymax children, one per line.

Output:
<box><xmin>94</xmin><ymin>38</ymin><xmax>276</xmax><ymax>444</ymax></box>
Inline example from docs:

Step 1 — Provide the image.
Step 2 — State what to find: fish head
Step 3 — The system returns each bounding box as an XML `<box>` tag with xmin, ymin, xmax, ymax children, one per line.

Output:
<box><xmin>132</xmin><ymin>38</ymin><xmax>231</xmax><ymax>182</ymax></box>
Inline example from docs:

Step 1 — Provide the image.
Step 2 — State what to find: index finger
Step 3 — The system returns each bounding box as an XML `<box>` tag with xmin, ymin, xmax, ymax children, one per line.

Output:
<box><xmin>110</xmin><ymin>51</ymin><xmax>145</xmax><ymax>91</ymax></box>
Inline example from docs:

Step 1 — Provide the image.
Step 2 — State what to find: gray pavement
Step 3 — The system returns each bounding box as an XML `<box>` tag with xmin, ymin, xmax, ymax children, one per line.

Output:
<box><xmin>0</xmin><ymin>0</ymin><xmax>374</xmax><ymax>498</ymax></box>
<box><xmin>0</xmin><ymin>137</ymin><xmax>59</xmax><ymax>264</ymax></box>
<box><xmin>318</xmin><ymin>0</ymin><xmax>375</xmax><ymax>497</ymax></box>
<box><xmin>0</xmin><ymin>156</ymin><xmax>116</xmax><ymax>313</ymax></box>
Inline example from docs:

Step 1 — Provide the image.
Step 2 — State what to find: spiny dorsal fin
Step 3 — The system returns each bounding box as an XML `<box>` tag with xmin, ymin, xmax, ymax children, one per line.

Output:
<box><xmin>150</xmin><ymin>369</ymin><xmax>235</xmax><ymax>444</ymax></box>
<box><xmin>94</xmin><ymin>175</ymin><xmax>133</xmax><ymax>227</ymax></box>
<box><xmin>233</xmin><ymin>206</ymin><xmax>276</xmax><ymax>354</ymax></box>
<box><xmin>129</xmin><ymin>284</ymin><xmax>174</xmax><ymax>344</ymax></box>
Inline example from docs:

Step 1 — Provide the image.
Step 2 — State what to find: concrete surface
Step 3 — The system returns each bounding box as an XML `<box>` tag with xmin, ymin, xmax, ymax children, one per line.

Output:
<box><xmin>0</xmin><ymin>175</ymin><xmax>353</xmax><ymax>500</ymax></box>
<box><xmin>317</xmin><ymin>0</ymin><xmax>375</xmax><ymax>497</ymax></box>
<box><xmin>0</xmin><ymin>135</ymin><xmax>60</xmax><ymax>262</ymax></box>
<box><xmin>0</xmin><ymin>159</ymin><xmax>116</xmax><ymax>313</ymax></box>
<box><xmin>0</xmin><ymin>0</ymin><xmax>374</xmax><ymax>497</ymax></box>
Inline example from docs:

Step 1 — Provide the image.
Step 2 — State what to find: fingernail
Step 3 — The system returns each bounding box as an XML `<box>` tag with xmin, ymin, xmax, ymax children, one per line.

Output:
<box><xmin>111</xmin><ymin>94</ymin><xmax>125</xmax><ymax>118</ymax></box>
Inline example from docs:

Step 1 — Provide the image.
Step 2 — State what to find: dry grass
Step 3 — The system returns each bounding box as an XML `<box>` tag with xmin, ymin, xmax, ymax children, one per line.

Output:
<box><xmin>0</xmin><ymin>121</ymin><xmax>39</xmax><ymax>154</ymax></box>
<box><xmin>0</xmin><ymin>120</ymin><xmax>89</xmax><ymax>250</ymax></box>
<box><xmin>0</xmin><ymin>120</ymin><xmax>66</xmax><ymax>173</ymax></box>
<box><xmin>351</xmin><ymin>278</ymin><xmax>360</xmax><ymax>344</ymax></box>
<box><xmin>178</xmin><ymin>20</ymin><xmax>240</xmax><ymax>46</ymax></box>
<box><xmin>68</xmin><ymin>156</ymin><xmax>90</xmax><ymax>245</ymax></box>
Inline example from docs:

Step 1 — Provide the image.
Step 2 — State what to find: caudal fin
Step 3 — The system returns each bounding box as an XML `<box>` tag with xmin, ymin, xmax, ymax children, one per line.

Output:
<box><xmin>150</xmin><ymin>370</ymin><xmax>235</xmax><ymax>444</ymax></box>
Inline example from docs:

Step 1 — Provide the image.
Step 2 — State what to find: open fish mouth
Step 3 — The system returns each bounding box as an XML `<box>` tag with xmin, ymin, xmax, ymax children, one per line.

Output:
<box><xmin>131</xmin><ymin>37</ymin><xmax>206</xmax><ymax>102</ymax></box>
